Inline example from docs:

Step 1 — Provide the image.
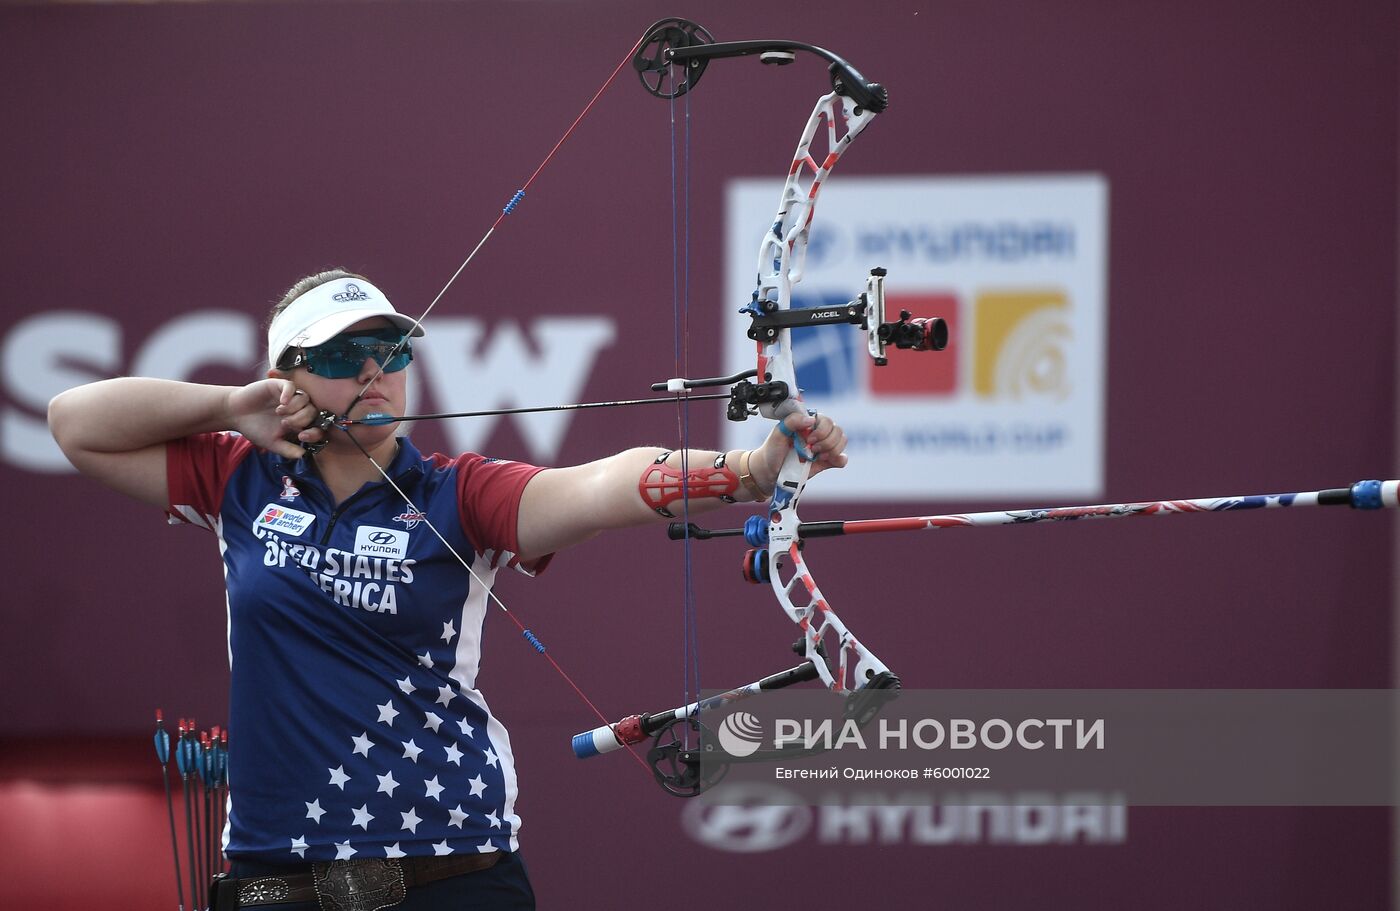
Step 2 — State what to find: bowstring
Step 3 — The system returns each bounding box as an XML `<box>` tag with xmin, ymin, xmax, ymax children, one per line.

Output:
<box><xmin>683</xmin><ymin>66</ymin><xmax>701</xmax><ymax>740</ymax></box>
<box><xmin>343</xmin><ymin>34</ymin><xmax>651</xmax><ymax>419</ymax></box>
<box><xmin>322</xmin><ymin>33</ymin><xmax>664</xmax><ymax>775</ymax></box>
<box><xmin>341</xmin><ymin>430</ymin><xmax>650</xmax><ymax>773</ymax></box>
<box><xmin>667</xmin><ymin>59</ymin><xmax>702</xmax><ymax>753</ymax></box>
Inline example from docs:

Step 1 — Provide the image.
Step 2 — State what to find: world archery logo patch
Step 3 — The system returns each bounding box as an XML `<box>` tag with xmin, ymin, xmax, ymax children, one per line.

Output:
<box><xmin>332</xmin><ymin>282</ymin><xmax>371</xmax><ymax>303</ymax></box>
<box><xmin>255</xmin><ymin>504</ymin><xmax>316</xmax><ymax>537</ymax></box>
<box><xmin>393</xmin><ymin>509</ymin><xmax>427</xmax><ymax>530</ymax></box>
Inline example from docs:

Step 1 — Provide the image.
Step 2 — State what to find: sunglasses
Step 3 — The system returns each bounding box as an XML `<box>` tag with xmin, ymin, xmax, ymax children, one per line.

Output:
<box><xmin>279</xmin><ymin>328</ymin><xmax>413</xmax><ymax>379</ymax></box>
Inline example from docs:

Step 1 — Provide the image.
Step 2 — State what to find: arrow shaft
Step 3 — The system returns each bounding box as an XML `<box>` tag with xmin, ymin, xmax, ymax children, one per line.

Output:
<box><xmin>343</xmin><ymin>392</ymin><xmax>730</xmax><ymax>426</ymax></box>
<box><xmin>799</xmin><ymin>480</ymin><xmax>1400</xmax><ymax>539</ymax></box>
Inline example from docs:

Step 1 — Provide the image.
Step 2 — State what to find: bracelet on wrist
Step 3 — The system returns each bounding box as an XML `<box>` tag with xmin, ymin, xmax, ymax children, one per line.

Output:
<box><xmin>738</xmin><ymin>449</ymin><xmax>769</xmax><ymax>502</ymax></box>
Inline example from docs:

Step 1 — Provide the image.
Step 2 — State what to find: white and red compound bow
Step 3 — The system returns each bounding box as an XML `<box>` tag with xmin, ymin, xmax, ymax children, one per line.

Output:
<box><xmin>568</xmin><ymin>19</ymin><xmax>948</xmax><ymax>795</ymax></box>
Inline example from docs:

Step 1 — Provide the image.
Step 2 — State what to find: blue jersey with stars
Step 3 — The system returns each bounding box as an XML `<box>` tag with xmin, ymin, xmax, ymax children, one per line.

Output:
<box><xmin>167</xmin><ymin>433</ymin><xmax>548</xmax><ymax>863</ymax></box>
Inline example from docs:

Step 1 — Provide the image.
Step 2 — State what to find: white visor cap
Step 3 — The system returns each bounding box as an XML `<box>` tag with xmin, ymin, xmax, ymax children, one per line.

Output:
<box><xmin>267</xmin><ymin>277</ymin><xmax>424</xmax><ymax>368</ymax></box>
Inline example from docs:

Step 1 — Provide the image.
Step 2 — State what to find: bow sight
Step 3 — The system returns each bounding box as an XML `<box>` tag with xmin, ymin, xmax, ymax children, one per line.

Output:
<box><xmin>650</xmin><ymin>267</ymin><xmax>949</xmax><ymax>424</ymax></box>
<box><xmin>746</xmin><ymin>268</ymin><xmax>948</xmax><ymax>365</ymax></box>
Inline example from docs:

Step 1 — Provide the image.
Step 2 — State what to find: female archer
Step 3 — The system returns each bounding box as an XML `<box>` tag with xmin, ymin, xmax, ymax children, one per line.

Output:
<box><xmin>47</xmin><ymin>269</ymin><xmax>846</xmax><ymax>909</ymax></box>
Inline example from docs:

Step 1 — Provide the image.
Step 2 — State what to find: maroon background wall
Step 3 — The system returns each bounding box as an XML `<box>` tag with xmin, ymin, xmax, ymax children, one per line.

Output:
<box><xmin>1</xmin><ymin>0</ymin><xmax>1395</xmax><ymax>908</ymax></box>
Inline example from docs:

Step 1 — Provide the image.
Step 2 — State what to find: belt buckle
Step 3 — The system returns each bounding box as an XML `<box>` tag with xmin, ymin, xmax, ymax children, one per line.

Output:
<box><xmin>237</xmin><ymin>877</ymin><xmax>292</xmax><ymax>905</ymax></box>
<box><xmin>312</xmin><ymin>858</ymin><xmax>407</xmax><ymax>911</ymax></box>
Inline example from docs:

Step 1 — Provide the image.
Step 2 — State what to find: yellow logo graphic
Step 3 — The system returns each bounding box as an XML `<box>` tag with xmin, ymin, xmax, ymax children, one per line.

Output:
<box><xmin>973</xmin><ymin>290</ymin><xmax>1072</xmax><ymax>399</ymax></box>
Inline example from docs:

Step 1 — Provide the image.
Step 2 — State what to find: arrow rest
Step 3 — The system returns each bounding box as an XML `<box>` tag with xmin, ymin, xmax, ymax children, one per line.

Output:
<box><xmin>726</xmin><ymin>377</ymin><xmax>789</xmax><ymax>422</ymax></box>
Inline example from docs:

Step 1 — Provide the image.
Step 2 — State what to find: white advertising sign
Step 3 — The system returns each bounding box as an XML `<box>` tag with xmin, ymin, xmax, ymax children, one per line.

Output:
<box><xmin>723</xmin><ymin>175</ymin><xmax>1108</xmax><ymax>501</ymax></box>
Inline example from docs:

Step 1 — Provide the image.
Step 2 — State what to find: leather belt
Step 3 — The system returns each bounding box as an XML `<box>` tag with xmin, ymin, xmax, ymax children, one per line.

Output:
<box><xmin>229</xmin><ymin>853</ymin><xmax>501</xmax><ymax>909</ymax></box>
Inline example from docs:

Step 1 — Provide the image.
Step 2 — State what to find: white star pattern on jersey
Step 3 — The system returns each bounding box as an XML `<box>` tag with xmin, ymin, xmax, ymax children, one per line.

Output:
<box><xmin>289</xmin><ymin>657</ymin><xmax>517</xmax><ymax>859</ymax></box>
<box><xmin>174</xmin><ymin>437</ymin><xmax>531</xmax><ymax>863</ymax></box>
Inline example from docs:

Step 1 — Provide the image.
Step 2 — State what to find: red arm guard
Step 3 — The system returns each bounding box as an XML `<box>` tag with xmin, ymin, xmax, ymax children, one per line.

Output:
<box><xmin>638</xmin><ymin>450</ymin><xmax>740</xmax><ymax>518</ymax></box>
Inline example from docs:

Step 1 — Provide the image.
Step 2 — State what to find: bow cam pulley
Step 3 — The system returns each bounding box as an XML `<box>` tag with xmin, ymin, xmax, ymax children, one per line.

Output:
<box><xmin>633</xmin><ymin>17</ymin><xmax>715</xmax><ymax>99</ymax></box>
<box><xmin>646</xmin><ymin>717</ymin><xmax>729</xmax><ymax>798</ymax></box>
<box><xmin>634</xmin><ymin>18</ymin><xmax>889</xmax><ymax>115</ymax></box>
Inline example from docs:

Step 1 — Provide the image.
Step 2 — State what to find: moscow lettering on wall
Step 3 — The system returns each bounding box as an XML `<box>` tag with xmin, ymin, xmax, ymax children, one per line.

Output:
<box><xmin>0</xmin><ymin>312</ymin><xmax>616</xmax><ymax>473</ymax></box>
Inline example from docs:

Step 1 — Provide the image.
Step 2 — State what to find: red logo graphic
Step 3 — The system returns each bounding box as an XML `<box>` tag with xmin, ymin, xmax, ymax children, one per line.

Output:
<box><xmin>279</xmin><ymin>476</ymin><xmax>302</xmax><ymax>502</ymax></box>
<box><xmin>394</xmin><ymin>510</ymin><xmax>427</xmax><ymax>530</ymax></box>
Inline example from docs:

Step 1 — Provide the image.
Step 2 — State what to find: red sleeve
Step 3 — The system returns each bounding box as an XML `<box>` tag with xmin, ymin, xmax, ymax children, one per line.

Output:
<box><xmin>447</xmin><ymin>453</ymin><xmax>550</xmax><ymax>575</ymax></box>
<box><xmin>165</xmin><ymin>432</ymin><xmax>255</xmax><ymax>531</ymax></box>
